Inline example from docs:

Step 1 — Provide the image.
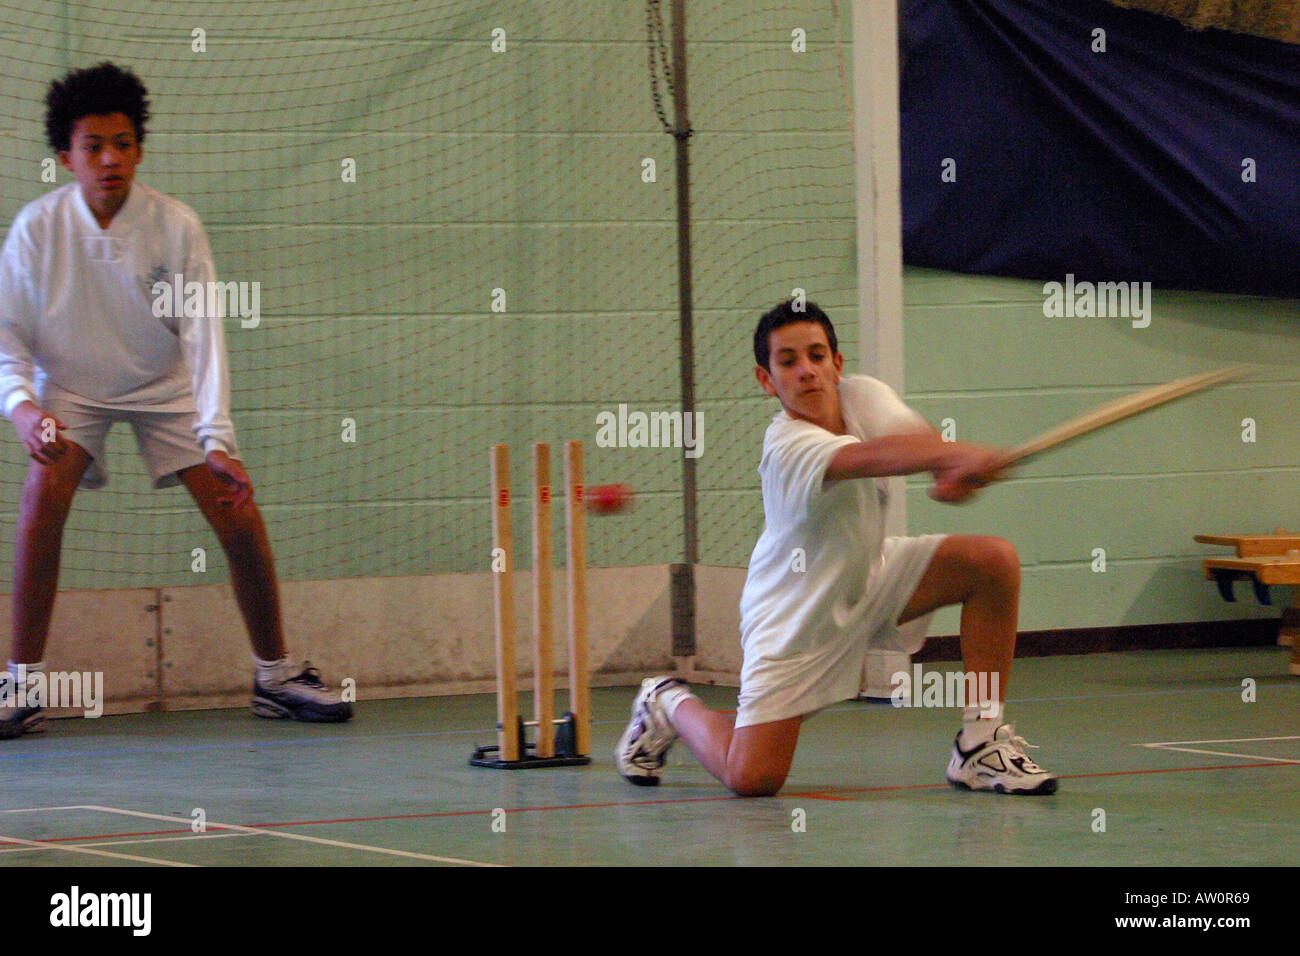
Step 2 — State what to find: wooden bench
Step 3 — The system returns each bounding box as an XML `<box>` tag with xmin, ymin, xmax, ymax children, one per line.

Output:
<box><xmin>1195</xmin><ymin>530</ymin><xmax>1300</xmax><ymax>676</ymax></box>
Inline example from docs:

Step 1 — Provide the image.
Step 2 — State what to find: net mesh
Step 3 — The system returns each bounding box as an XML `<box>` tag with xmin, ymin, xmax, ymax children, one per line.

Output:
<box><xmin>0</xmin><ymin>0</ymin><xmax>856</xmax><ymax>592</ymax></box>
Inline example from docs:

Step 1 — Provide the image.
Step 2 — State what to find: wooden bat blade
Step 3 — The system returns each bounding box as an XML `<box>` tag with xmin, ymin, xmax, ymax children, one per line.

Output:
<box><xmin>1007</xmin><ymin>365</ymin><xmax>1251</xmax><ymax>465</ymax></box>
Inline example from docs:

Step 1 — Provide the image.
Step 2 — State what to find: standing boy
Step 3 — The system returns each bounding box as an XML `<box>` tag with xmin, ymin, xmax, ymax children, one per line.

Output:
<box><xmin>616</xmin><ymin>299</ymin><xmax>1055</xmax><ymax>795</ymax></box>
<box><xmin>0</xmin><ymin>63</ymin><xmax>351</xmax><ymax>737</ymax></box>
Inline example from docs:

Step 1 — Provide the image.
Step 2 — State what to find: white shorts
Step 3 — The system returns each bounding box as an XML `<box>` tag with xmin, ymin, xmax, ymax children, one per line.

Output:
<box><xmin>735</xmin><ymin>533</ymin><xmax>948</xmax><ymax>728</ymax></box>
<box><xmin>43</xmin><ymin>390</ymin><xmax>206</xmax><ymax>490</ymax></box>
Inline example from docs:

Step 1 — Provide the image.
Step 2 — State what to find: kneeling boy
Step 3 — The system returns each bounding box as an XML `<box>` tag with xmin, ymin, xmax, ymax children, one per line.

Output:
<box><xmin>615</xmin><ymin>299</ymin><xmax>1055</xmax><ymax>796</ymax></box>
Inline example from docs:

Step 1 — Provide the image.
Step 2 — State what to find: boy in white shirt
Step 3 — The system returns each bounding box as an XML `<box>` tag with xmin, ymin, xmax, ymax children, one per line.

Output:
<box><xmin>616</xmin><ymin>299</ymin><xmax>1056</xmax><ymax>795</ymax></box>
<box><xmin>0</xmin><ymin>62</ymin><xmax>350</xmax><ymax>737</ymax></box>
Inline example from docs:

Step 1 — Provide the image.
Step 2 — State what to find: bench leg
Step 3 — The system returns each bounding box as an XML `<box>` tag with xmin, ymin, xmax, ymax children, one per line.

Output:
<box><xmin>1211</xmin><ymin>568</ymin><xmax>1238</xmax><ymax>602</ymax></box>
<box><xmin>1282</xmin><ymin>604</ymin><xmax>1299</xmax><ymax>676</ymax></box>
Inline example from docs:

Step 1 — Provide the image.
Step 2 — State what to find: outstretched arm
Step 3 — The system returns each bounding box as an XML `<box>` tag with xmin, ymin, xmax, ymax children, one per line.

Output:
<box><xmin>825</xmin><ymin>429</ymin><xmax>1011</xmax><ymax>502</ymax></box>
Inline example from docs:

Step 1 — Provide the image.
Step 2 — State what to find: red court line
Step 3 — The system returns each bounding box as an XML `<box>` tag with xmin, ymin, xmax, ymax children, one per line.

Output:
<box><xmin>1061</xmin><ymin>761</ymin><xmax>1292</xmax><ymax>780</ymax></box>
<box><xmin>785</xmin><ymin>792</ymin><xmax>855</xmax><ymax>801</ymax></box>
<box><xmin>810</xmin><ymin>761</ymin><xmax>1296</xmax><ymax>797</ymax></box>
<box><xmin>0</xmin><ymin>826</ymin><xmax>192</xmax><ymax>846</ymax></box>
<box><xmin>0</xmin><ymin>797</ymin><xmax>738</xmax><ymax>847</ymax></box>
<box><xmin>2</xmin><ymin>759</ymin><xmax>1292</xmax><ymax>849</ymax></box>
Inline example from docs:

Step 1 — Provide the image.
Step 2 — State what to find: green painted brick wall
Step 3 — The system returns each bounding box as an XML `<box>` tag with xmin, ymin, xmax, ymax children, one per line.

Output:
<box><xmin>0</xmin><ymin>2</ymin><xmax>853</xmax><ymax>591</ymax></box>
<box><xmin>903</xmin><ymin>269</ymin><xmax>1300</xmax><ymax>633</ymax></box>
<box><xmin>0</xmin><ymin>2</ymin><xmax>1294</xmax><ymax>634</ymax></box>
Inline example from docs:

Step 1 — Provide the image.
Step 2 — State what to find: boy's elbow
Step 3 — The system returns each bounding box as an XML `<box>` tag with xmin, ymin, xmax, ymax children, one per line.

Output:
<box><xmin>824</xmin><ymin>441</ymin><xmax>873</xmax><ymax>482</ymax></box>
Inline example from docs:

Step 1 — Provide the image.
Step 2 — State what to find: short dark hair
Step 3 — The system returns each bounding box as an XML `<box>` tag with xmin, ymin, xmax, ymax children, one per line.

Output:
<box><xmin>753</xmin><ymin>298</ymin><xmax>838</xmax><ymax>369</ymax></box>
<box><xmin>45</xmin><ymin>62</ymin><xmax>150</xmax><ymax>153</ymax></box>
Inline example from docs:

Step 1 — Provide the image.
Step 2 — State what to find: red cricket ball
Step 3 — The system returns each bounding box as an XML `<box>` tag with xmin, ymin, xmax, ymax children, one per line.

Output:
<box><xmin>586</xmin><ymin>483</ymin><xmax>634</xmax><ymax>515</ymax></box>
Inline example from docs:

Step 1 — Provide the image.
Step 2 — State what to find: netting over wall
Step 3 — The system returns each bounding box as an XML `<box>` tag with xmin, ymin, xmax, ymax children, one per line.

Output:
<box><xmin>0</xmin><ymin>1</ymin><xmax>856</xmax><ymax>590</ymax></box>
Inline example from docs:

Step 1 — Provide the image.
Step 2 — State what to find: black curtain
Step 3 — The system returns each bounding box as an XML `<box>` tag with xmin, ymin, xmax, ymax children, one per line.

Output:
<box><xmin>901</xmin><ymin>0</ymin><xmax>1300</xmax><ymax>298</ymax></box>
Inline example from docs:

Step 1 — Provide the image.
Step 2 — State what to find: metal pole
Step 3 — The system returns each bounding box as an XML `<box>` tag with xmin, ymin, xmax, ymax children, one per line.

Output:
<box><xmin>669</xmin><ymin>0</ymin><xmax>697</xmax><ymax>657</ymax></box>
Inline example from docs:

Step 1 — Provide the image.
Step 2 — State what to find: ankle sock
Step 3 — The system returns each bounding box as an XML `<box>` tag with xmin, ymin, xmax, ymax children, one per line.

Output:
<box><xmin>959</xmin><ymin>702</ymin><xmax>1003</xmax><ymax>749</ymax></box>
<box><xmin>7</xmin><ymin>660</ymin><xmax>43</xmax><ymax>681</ymax></box>
<box><xmin>657</xmin><ymin>682</ymin><xmax>697</xmax><ymax>723</ymax></box>
<box><xmin>5</xmin><ymin>661</ymin><xmax>44</xmax><ymax>707</ymax></box>
<box><xmin>254</xmin><ymin>655</ymin><xmax>289</xmax><ymax>686</ymax></box>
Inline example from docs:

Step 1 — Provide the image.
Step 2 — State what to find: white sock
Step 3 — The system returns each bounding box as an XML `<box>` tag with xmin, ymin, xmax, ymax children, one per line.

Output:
<box><xmin>7</xmin><ymin>660</ymin><xmax>43</xmax><ymax>687</ymax></box>
<box><xmin>959</xmin><ymin>702</ymin><xmax>1003</xmax><ymax>749</ymax></box>
<box><xmin>6</xmin><ymin>661</ymin><xmax>44</xmax><ymax>706</ymax></box>
<box><xmin>254</xmin><ymin>655</ymin><xmax>289</xmax><ymax>686</ymax></box>
<box><xmin>657</xmin><ymin>683</ymin><xmax>698</xmax><ymax>725</ymax></box>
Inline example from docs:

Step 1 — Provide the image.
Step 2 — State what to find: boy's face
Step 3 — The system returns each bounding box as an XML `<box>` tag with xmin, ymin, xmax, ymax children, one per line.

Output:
<box><xmin>59</xmin><ymin>112</ymin><xmax>142</xmax><ymax>221</ymax></box>
<box><xmin>755</xmin><ymin>321</ymin><xmax>844</xmax><ymax>427</ymax></box>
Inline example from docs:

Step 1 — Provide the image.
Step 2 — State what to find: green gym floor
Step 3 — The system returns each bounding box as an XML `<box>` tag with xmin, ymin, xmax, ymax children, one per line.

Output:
<box><xmin>1</xmin><ymin>647</ymin><xmax>1295</xmax><ymax>867</ymax></box>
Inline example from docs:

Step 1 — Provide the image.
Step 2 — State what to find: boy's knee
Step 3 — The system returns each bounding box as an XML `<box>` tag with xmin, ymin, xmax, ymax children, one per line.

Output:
<box><xmin>206</xmin><ymin>503</ymin><xmax>264</xmax><ymax>547</ymax></box>
<box><xmin>955</xmin><ymin>535</ymin><xmax>1018</xmax><ymax>586</ymax></box>
<box><xmin>23</xmin><ymin>463</ymin><xmax>81</xmax><ymax>515</ymax></box>
<box><xmin>980</xmin><ymin>536</ymin><xmax>1019</xmax><ymax>577</ymax></box>
<box><xmin>726</xmin><ymin>767</ymin><xmax>787</xmax><ymax>797</ymax></box>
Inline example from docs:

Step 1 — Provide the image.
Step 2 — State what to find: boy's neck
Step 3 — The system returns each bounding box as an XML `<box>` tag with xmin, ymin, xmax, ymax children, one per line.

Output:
<box><xmin>83</xmin><ymin>184</ymin><xmax>131</xmax><ymax>230</ymax></box>
<box><xmin>786</xmin><ymin>402</ymin><xmax>846</xmax><ymax>435</ymax></box>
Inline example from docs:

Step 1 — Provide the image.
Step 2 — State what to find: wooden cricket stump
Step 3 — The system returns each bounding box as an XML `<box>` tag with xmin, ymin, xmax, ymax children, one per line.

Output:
<box><xmin>470</xmin><ymin>442</ymin><xmax>592</xmax><ymax>768</ymax></box>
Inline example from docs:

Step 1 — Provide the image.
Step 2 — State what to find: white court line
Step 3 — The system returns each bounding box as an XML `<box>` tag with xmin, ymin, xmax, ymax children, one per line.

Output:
<box><xmin>1139</xmin><ymin>745</ymin><xmax>1300</xmax><ymax>764</ymax></box>
<box><xmin>1142</xmin><ymin>735</ymin><xmax>1300</xmax><ymax>746</ymax></box>
<box><xmin>1138</xmin><ymin>735</ymin><xmax>1300</xmax><ymax>765</ymax></box>
<box><xmin>78</xmin><ymin>805</ymin><xmax>499</xmax><ymax>867</ymax></box>
<box><xmin>1</xmin><ymin>804</ymin><xmax>501</xmax><ymax>866</ymax></box>
<box><xmin>0</xmin><ymin>830</ymin><xmax>249</xmax><ymax>855</ymax></box>
<box><xmin>0</xmin><ymin>831</ymin><xmax>196</xmax><ymax>866</ymax></box>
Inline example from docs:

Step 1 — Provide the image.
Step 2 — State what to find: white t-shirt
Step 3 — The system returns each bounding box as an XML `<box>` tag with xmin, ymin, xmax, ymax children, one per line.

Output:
<box><xmin>0</xmin><ymin>181</ymin><xmax>236</xmax><ymax>455</ymax></box>
<box><xmin>737</xmin><ymin>375</ymin><xmax>937</xmax><ymax>722</ymax></box>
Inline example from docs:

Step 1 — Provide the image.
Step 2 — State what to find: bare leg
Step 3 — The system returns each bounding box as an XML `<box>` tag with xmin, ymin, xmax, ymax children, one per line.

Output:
<box><xmin>179</xmin><ymin>464</ymin><xmax>285</xmax><ymax>661</ymax></box>
<box><xmin>670</xmin><ymin>700</ymin><xmax>802</xmax><ymax>797</ymax></box>
<box><xmin>897</xmin><ymin>535</ymin><xmax>1020</xmax><ymax>701</ymax></box>
<box><xmin>660</xmin><ymin>535</ymin><xmax>1018</xmax><ymax>797</ymax></box>
<box><xmin>10</xmin><ymin>444</ymin><xmax>92</xmax><ymax>663</ymax></box>
<box><xmin>896</xmin><ymin>536</ymin><xmax>1060</xmax><ymax>794</ymax></box>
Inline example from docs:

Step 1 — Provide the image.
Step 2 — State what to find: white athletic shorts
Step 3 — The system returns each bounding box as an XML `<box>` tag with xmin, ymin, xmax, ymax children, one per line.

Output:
<box><xmin>42</xmin><ymin>388</ymin><xmax>206</xmax><ymax>490</ymax></box>
<box><xmin>735</xmin><ymin>533</ymin><xmax>948</xmax><ymax>728</ymax></box>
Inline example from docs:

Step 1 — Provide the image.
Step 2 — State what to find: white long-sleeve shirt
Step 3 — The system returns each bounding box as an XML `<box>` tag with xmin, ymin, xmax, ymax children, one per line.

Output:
<box><xmin>0</xmin><ymin>181</ymin><xmax>237</xmax><ymax>456</ymax></box>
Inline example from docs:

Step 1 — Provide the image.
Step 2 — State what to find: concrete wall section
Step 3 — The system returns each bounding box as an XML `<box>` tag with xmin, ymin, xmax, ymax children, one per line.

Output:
<box><xmin>0</xmin><ymin>587</ymin><xmax>160</xmax><ymax>717</ymax></box>
<box><xmin>11</xmin><ymin>565</ymin><xmax>676</xmax><ymax>713</ymax></box>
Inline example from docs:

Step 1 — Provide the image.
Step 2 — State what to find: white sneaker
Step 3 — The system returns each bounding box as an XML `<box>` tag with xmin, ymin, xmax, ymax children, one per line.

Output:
<box><xmin>251</xmin><ymin>662</ymin><xmax>353</xmax><ymax>723</ymax></box>
<box><xmin>946</xmin><ymin>723</ymin><xmax>1058</xmax><ymax>795</ymax></box>
<box><xmin>614</xmin><ymin>676</ymin><xmax>685</xmax><ymax>787</ymax></box>
<box><xmin>0</xmin><ymin>705</ymin><xmax>44</xmax><ymax>740</ymax></box>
